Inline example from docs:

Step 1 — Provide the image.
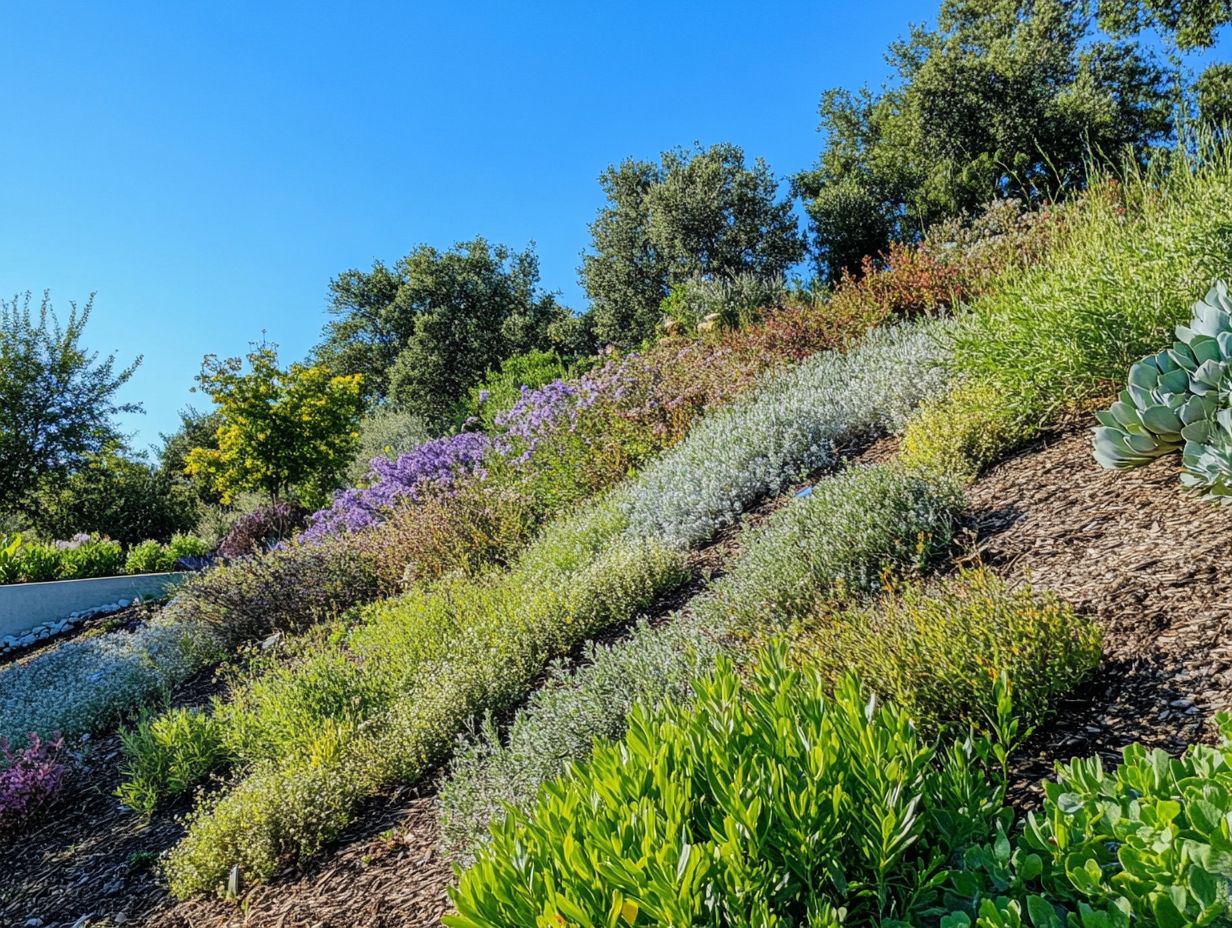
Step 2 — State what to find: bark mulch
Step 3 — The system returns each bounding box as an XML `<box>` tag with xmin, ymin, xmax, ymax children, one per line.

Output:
<box><xmin>965</xmin><ymin>430</ymin><xmax>1232</xmax><ymax>806</ymax></box>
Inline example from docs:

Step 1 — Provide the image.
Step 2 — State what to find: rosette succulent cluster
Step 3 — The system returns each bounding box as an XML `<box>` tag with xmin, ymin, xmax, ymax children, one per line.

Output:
<box><xmin>1094</xmin><ymin>281</ymin><xmax>1232</xmax><ymax>500</ymax></box>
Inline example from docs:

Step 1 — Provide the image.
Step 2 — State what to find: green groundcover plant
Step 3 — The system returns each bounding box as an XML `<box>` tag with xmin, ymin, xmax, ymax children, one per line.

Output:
<box><xmin>945</xmin><ymin>718</ymin><xmax>1232</xmax><ymax>926</ymax></box>
<box><xmin>448</xmin><ymin>648</ymin><xmax>1008</xmax><ymax>928</ymax></box>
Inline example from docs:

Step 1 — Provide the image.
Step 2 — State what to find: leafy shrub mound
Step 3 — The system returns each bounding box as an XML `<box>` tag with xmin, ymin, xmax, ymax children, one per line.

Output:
<box><xmin>799</xmin><ymin>569</ymin><xmax>1102</xmax><ymax>733</ymax></box>
<box><xmin>696</xmin><ymin>462</ymin><xmax>962</xmax><ymax>632</ymax></box>
<box><xmin>449</xmin><ymin>650</ymin><xmax>1004</xmax><ymax>928</ymax></box>
<box><xmin>0</xmin><ymin>731</ymin><xmax>68</xmax><ymax>836</ymax></box>
<box><xmin>947</xmin><ymin>721</ymin><xmax>1232</xmax><ymax>926</ymax></box>
<box><xmin>217</xmin><ymin>501</ymin><xmax>307</xmax><ymax>558</ymax></box>
<box><xmin>124</xmin><ymin>534</ymin><xmax>212</xmax><ymax>574</ymax></box>
<box><xmin>439</xmin><ymin>461</ymin><xmax>965</xmax><ymax>860</ymax></box>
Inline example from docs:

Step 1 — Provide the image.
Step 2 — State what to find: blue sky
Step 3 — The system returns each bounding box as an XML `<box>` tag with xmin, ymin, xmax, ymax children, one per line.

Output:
<box><xmin>1</xmin><ymin>1</ymin><xmax>1216</xmax><ymax>449</ymax></box>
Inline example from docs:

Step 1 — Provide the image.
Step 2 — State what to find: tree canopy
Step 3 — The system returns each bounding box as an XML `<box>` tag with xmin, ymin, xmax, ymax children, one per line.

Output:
<box><xmin>0</xmin><ymin>291</ymin><xmax>141</xmax><ymax>516</ymax></box>
<box><xmin>580</xmin><ymin>143</ymin><xmax>804</xmax><ymax>348</ymax></box>
<box><xmin>186</xmin><ymin>345</ymin><xmax>363</xmax><ymax>507</ymax></box>
<box><xmin>315</xmin><ymin>238</ymin><xmax>573</xmax><ymax>427</ymax></box>
<box><xmin>795</xmin><ymin>0</ymin><xmax>1174</xmax><ymax>280</ymax></box>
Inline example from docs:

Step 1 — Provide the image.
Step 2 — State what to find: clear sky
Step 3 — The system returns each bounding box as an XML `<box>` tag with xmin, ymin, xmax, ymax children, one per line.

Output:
<box><xmin>1</xmin><ymin>0</ymin><xmax>1197</xmax><ymax>450</ymax></box>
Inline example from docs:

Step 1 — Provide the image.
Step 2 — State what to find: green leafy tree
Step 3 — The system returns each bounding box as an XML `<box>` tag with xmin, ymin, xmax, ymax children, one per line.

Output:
<box><xmin>29</xmin><ymin>446</ymin><xmax>199</xmax><ymax>546</ymax></box>
<box><xmin>0</xmin><ymin>291</ymin><xmax>141</xmax><ymax>516</ymax></box>
<box><xmin>1097</xmin><ymin>0</ymin><xmax>1231</xmax><ymax>49</ymax></box>
<box><xmin>1197</xmin><ymin>62</ymin><xmax>1232</xmax><ymax>129</ymax></box>
<box><xmin>316</xmin><ymin>238</ymin><xmax>572</xmax><ymax>424</ymax></box>
<box><xmin>186</xmin><ymin>345</ymin><xmax>363</xmax><ymax>507</ymax></box>
<box><xmin>796</xmin><ymin>0</ymin><xmax>1173</xmax><ymax>280</ymax></box>
<box><xmin>159</xmin><ymin>405</ymin><xmax>225</xmax><ymax>505</ymax></box>
<box><xmin>580</xmin><ymin>142</ymin><xmax>805</xmax><ymax>348</ymax></box>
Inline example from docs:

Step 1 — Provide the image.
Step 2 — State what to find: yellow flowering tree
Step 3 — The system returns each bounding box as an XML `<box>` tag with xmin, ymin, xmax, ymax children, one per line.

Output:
<box><xmin>185</xmin><ymin>345</ymin><xmax>362</xmax><ymax>508</ymax></box>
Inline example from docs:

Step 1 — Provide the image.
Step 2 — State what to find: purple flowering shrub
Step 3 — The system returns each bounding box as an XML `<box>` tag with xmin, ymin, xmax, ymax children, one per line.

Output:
<box><xmin>0</xmin><ymin>732</ymin><xmax>68</xmax><ymax>834</ymax></box>
<box><xmin>218</xmin><ymin>501</ymin><xmax>308</xmax><ymax>559</ymax></box>
<box><xmin>302</xmin><ymin>432</ymin><xmax>492</xmax><ymax>541</ymax></box>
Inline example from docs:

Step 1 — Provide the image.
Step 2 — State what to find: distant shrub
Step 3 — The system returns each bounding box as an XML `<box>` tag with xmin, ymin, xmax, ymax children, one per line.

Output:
<box><xmin>0</xmin><ymin>732</ymin><xmax>68</xmax><ymax>836</ymax></box>
<box><xmin>124</xmin><ymin>540</ymin><xmax>165</xmax><ymax>575</ymax></box>
<box><xmin>345</xmin><ymin>405</ymin><xmax>432</xmax><ymax>487</ymax></box>
<box><xmin>117</xmin><ymin>708</ymin><xmax>229</xmax><ymax>815</ymax></box>
<box><xmin>13</xmin><ymin>541</ymin><xmax>60</xmax><ymax>582</ymax></box>
<box><xmin>165</xmin><ymin>533</ymin><xmax>211</xmax><ymax>565</ymax></box>
<box><xmin>799</xmin><ymin>569</ymin><xmax>1101</xmax><ymax>733</ymax></box>
<box><xmin>449</xmin><ymin>650</ymin><xmax>1003</xmax><ymax>928</ymax></box>
<box><xmin>464</xmin><ymin>348</ymin><xmax>572</xmax><ymax>430</ymax></box>
<box><xmin>56</xmin><ymin>536</ymin><xmax>124</xmax><ymax>579</ymax></box>
<box><xmin>660</xmin><ymin>272</ymin><xmax>788</xmax><ymax>332</ymax></box>
<box><xmin>216</xmin><ymin>501</ymin><xmax>306</xmax><ymax>559</ymax></box>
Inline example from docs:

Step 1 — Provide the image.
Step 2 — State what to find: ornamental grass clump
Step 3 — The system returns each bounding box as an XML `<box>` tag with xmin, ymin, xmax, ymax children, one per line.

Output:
<box><xmin>798</xmin><ymin>569</ymin><xmax>1101</xmax><ymax>734</ymax></box>
<box><xmin>449</xmin><ymin>649</ymin><xmax>1005</xmax><ymax>928</ymax></box>
<box><xmin>930</xmin><ymin>145</ymin><xmax>1232</xmax><ymax>479</ymax></box>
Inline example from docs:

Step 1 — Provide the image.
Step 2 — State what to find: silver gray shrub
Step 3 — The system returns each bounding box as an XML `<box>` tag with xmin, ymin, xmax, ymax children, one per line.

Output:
<box><xmin>0</xmin><ymin>617</ymin><xmax>221</xmax><ymax>748</ymax></box>
<box><xmin>438</xmin><ymin>614</ymin><xmax>720</xmax><ymax>861</ymax></box>
<box><xmin>617</xmin><ymin>317</ymin><xmax>953</xmax><ymax>549</ymax></box>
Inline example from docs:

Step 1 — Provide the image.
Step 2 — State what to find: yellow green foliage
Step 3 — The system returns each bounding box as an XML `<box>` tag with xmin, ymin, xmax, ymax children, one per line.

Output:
<box><xmin>797</xmin><ymin>568</ymin><xmax>1101</xmax><ymax>732</ymax></box>
<box><xmin>185</xmin><ymin>346</ymin><xmax>362</xmax><ymax>508</ymax></box>
<box><xmin>900</xmin><ymin>381</ymin><xmax>1028</xmax><ymax>480</ymax></box>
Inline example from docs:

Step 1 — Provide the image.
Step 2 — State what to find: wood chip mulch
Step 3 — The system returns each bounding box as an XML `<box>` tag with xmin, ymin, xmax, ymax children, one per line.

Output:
<box><xmin>11</xmin><ymin>428</ymin><xmax>1225</xmax><ymax>927</ymax></box>
<box><xmin>965</xmin><ymin>430</ymin><xmax>1232</xmax><ymax>806</ymax></box>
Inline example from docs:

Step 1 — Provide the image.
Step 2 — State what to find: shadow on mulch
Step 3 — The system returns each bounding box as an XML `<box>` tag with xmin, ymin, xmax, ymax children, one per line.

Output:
<box><xmin>962</xmin><ymin>429</ymin><xmax>1232</xmax><ymax>809</ymax></box>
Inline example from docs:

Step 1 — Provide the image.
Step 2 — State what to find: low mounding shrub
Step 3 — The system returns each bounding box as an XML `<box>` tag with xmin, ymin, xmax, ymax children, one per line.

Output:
<box><xmin>170</xmin><ymin>537</ymin><xmax>382</xmax><ymax>642</ymax></box>
<box><xmin>124</xmin><ymin>534</ymin><xmax>212</xmax><ymax>575</ymax></box>
<box><xmin>946</xmin><ymin>719</ymin><xmax>1232</xmax><ymax>927</ymax></box>
<box><xmin>0</xmin><ymin>731</ymin><xmax>68</xmax><ymax>836</ymax></box>
<box><xmin>0</xmin><ymin>619</ymin><xmax>221</xmax><ymax>750</ymax></box>
<box><xmin>54</xmin><ymin>535</ymin><xmax>124</xmax><ymax>580</ymax></box>
<box><xmin>216</xmin><ymin>502</ymin><xmax>307</xmax><ymax>559</ymax></box>
<box><xmin>799</xmin><ymin>569</ymin><xmax>1101</xmax><ymax>733</ymax></box>
<box><xmin>620</xmin><ymin>318</ymin><xmax>953</xmax><ymax>549</ymax></box>
<box><xmin>163</xmin><ymin>516</ymin><xmax>688</xmax><ymax>896</ymax></box>
<box><xmin>438</xmin><ymin>615</ymin><xmax>721</xmax><ymax>860</ymax></box>
<box><xmin>117</xmin><ymin>708</ymin><xmax>229</xmax><ymax>815</ymax></box>
<box><xmin>449</xmin><ymin>649</ymin><xmax>1004</xmax><ymax>927</ymax></box>
<box><xmin>901</xmin><ymin>382</ymin><xmax>1029</xmax><ymax>480</ymax></box>
<box><xmin>697</xmin><ymin>462</ymin><xmax>963</xmax><ymax>633</ymax></box>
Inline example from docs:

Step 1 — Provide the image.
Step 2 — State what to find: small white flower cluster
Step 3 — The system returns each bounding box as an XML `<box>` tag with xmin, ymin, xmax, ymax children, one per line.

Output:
<box><xmin>0</xmin><ymin>616</ymin><xmax>221</xmax><ymax>749</ymax></box>
<box><xmin>618</xmin><ymin>318</ymin><xmax>954</xmax><ymax>549</ymax></box>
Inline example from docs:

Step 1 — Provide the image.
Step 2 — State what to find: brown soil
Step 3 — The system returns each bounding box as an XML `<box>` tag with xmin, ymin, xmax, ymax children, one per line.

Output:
<box><xmin>966</xmin><ymin>430</ymin><xmax>1232</xmax><ymax>806</ymax></box>
<box><xmin>12</xmin><ymin>428</ymin><xmax>1223</xmax><ymax>927</ymax></box>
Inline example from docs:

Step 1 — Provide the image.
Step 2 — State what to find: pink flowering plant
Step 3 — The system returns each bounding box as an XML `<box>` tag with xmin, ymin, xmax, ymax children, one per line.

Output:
<box><xmin>0</xmin><ymin>731</ymin><xmax>69</xmax><ymax>834</ymax></box>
